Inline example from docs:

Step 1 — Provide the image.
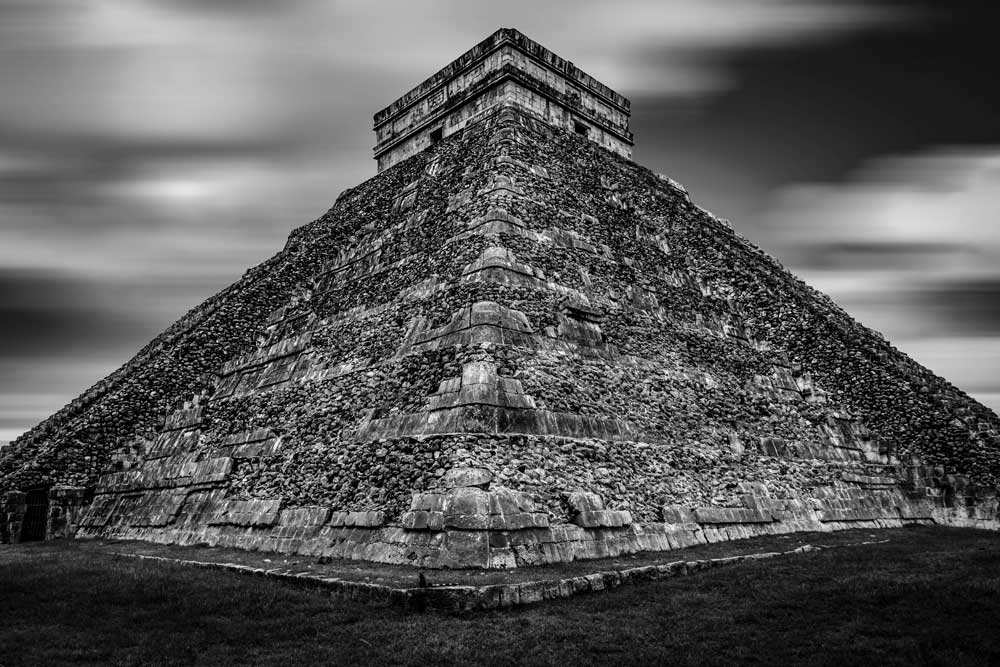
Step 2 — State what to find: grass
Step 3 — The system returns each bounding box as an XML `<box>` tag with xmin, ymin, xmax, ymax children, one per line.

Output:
<box><xmin>1</xmin><ymin>525</ymin><xmax>999</xmax><ymax>666</ymax></box>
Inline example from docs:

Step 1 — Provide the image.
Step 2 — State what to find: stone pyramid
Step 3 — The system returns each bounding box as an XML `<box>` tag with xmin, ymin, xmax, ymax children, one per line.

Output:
<box><xmin>2</xmin><ymin>29</ymin><xmax>998</xmax><ymax>567</ymax></box>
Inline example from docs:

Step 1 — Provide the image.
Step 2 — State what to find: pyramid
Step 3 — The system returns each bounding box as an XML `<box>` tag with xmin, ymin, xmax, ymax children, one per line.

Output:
<box><xmin>2</xmin><ymin>29</ymin><xmax>998</xmax><ymax>566</ymax></box>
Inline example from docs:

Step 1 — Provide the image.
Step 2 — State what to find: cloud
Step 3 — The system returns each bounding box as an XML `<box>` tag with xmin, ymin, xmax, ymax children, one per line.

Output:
<box><xmin>757</xmin><ymin>147</ymin><xmax>1000</xmax><ymax>292</ymax></box>
<box><xmin>0</xmin><ymin>0</ymin><xmax>917</xmax><ymax>289</ymax></box>
<box><xmin>0</xmin><ymin>0</ymin><xmax>913</xmax><ymax>143</ymax></box>
<box><xmin>752</xmin><ymin>147</ymin><xmax>1000</xmax><ymax>412</ymax></box>
<box><xmin>760</xmin><ymin>148</ymin><xmax>1000</xmax><ymax>277</ymax></box>
<box><xmin>0</xmin><ymin>268</ymin><xmax>153</xmax><ymax>358</ymax></box>
<box><xmin>909</xmin><ymin>280</ymin><xmax>1000</xmax><ymax>335</ymax></box>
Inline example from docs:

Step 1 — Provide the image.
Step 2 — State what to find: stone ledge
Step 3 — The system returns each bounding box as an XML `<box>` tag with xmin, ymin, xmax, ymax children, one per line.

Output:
<box><xmin>328</xmin><ymin>510</ymin><xmax>385</xmax><ymax>528</ymax></box>
<box><xmin>572</xmin><ymin>509</ymin><xmax>632</xmax><ymax>528</ymax></box>
<box><xmin>208</xmin><ymin>499</ymin><xmax>283</xmax><ymax>527</ymax></box>
<box><xmin>220</xmin><ymin>334</ymin><xmax>311</xmax><ymax>376</ymax></box>
<box><xmin>113</xmin><ymin>537</ymin><xmax>889</xmax><ymax>611</ymax></box>
<box><xmin>817</xmin><ymin>508</ymin><xmax>900</xmax><ymax>523</ymax></box>
<box><xmin>352</xmin><ymin>405</ymin><xmax>635</xmax><ymax>442</ymax></box>
<box><xmin>145</xmin><ymin>431</ymin><xmax>199</xmax><ymax>459</ymax></box>
<box><xmin>842</xmin><ymin>472</ymin><xmax>898</xmax><ymax>486</ymax></box>
<box><xmin>692</xmin><ymin>507</ymin><xmax>774</xmax><ymax>525</ymax></box>
<box><xmin>96</xmin><ymin>456</ymin><xmax>233</xmax><ymax>494</ymax></box>
<box><xmin>162</xmin><ymin>406</ymin><xmax>206</xmax><ymax>432</ymax></box>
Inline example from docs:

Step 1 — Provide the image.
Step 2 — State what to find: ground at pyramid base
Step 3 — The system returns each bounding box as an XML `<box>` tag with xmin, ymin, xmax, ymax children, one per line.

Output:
<box><xmin>1</xmin><ymin>29</ymin><xmax>998</xmax><ymax>568</ymax></box>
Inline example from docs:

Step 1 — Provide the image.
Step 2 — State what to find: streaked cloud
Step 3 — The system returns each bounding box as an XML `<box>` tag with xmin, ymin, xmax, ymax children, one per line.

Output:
<box><xmin>759</xmin><ymin>148</ymin><xmax>1000</xmax><ymax>280</ymax></box>
<box><xmin>755</xmin><ymin>147</ymin><xmax>1000</xmax><ymax>410</ymax></box>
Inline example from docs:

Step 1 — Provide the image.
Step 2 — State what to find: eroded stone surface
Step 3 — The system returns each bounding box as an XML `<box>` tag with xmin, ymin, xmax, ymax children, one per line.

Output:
<box><xmin>1</xmin><ymin>31</ymin><xmax>999</xmax><ymax>561</ymax></box>
<box><xmin>443</xmin><ymin>467</ymin><xmax>493</xmax><ymax>489</ymax></box>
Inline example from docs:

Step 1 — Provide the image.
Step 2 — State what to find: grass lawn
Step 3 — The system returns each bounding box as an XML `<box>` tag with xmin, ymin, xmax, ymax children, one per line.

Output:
<box><xmin>1</xmin><ymin>525</ymin><xmax>998</xmax><ymax>666</ymax></box>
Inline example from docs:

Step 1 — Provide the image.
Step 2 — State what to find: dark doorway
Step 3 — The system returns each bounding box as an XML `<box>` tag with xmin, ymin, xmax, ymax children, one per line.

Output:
<box><xmin>20</xmin><ymin>488</ymin><xmax>49</xmax><ymax>542</ymax></box>
<box><xmin>574</xmin><ymin>120</ymin><xmax>589</xmax><ymax>136</ymax></box>
<box><xmin>429</xmin><ymin>127</ymin><xmax>443</xmax><ymax>144</ymax></box>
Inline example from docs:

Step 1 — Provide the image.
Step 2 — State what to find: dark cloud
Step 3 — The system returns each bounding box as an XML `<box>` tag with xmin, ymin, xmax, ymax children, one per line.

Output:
<box><xmin>631</xmin><ymin>0</ymin><xmax>1000</xmax><ymax>225</ymax></box>
<box><xmin>794</xmin><ymin>241</ymin><xmax>969</xmax><ymax>272</ymax></box>
<box><xmin>911</xmin><ymin>280</ymin><xmax>1000</xmax><ymax>336</ymax></box>
<box><xmin>0</xmin><ymin>268</ymin><xmax>154</xmax><ymax>359</ymax></box>
<box><xmin>0</xmin><ymin>136</ymin><xmax>305</xmax><ymax>209</ymax></box>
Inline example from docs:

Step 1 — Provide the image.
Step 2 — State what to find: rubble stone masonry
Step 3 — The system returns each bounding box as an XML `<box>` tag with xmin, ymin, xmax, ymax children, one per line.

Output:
<box><xmin>1</xmin><ymin>31</ymin><xmax>998</xmax><ymax>564</ymax></box>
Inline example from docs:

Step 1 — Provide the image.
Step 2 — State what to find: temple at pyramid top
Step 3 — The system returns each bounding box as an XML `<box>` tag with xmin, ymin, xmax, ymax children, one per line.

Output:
<box><xmin>373</xmin><ymin>27</ymin><xmax>633</xmax><ymax>172</ymax></box>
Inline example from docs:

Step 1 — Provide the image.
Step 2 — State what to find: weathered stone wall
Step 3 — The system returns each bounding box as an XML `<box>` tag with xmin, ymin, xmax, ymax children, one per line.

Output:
<box><xmin>374</xmin><ymin>28</ymin><xmax>632</xmax><ymax>171</ymax></box>
<box><xmin>0</xmin><ymin>138</ymin><xmax>434</xmax><ymax>494</ymax></box>
<box><xmin>3</xmin><ymin>104</ymin><xmax>998</xmax><ymax>563</ymax></box>
<box><xmin>0</xmin><ymin>491</ymin><xmax>25</xmax><ymax>543</ymax></box>
<box><xmin>75</xmin><ymin>465</ymin><xmax>997</xmax><ymax>569</ymax></box>
<box><xmin>0</xmin><ymin>486</ymin><xmax>89</xmax><ymax>543</ymax></box>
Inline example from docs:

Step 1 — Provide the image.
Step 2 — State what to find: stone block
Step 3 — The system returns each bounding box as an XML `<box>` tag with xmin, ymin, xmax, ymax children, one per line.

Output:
<box><xmin>147</xmin><ymin>431</ymin><xmax>199</xmax><ymax>459</ymax></box>
<box><xmin>361</xmin><ymin>510</ymin><xmax>386</xmax><ymax>527</ymax></box>
<box><xmin>443</xmin><ymin>487</ymin><xmax>490</xmax><ymax>516</ymax></box>
<box><xmin>572</xmin><ymin>509</ymin><xmax>631</xmax><ymax>528</ymax></box>
<box><xmin>567</xmin><ymin>491</ymin><xmax>604</xmax><ymax>513</ymax></box>
<box><xmin>427</xmin><ymin>512</ymin><xmax>446</xmax><ymax>531</ymax></box>
<box><xmin>400</xmin><ymin>510</ymin><xmax>428</xmax><ymax>530</ymax></box>
<box><xmin>515</xmin><ymin>493</ymin><xmax>538</xmax><ymax>513</ymax></box>
<box><xmin>660</xmin><ymin>506</ymin><xmax>695</xmax><ymax>524</ymax></box>
<box><xmin>457</xmin><ymin>383</ymin><xmax>499</xmax><ymax>405</ymax></box>
<box><xmin>209</xmin><ymin>498</ymin><xmax>282</xmax><ymax>527</ymax></box>
<box><xmin>442</xmin><ymin>467</ymin><xmax>492</xmax><ymax>489</ymax></box>
<box><xmin>462</xmin><ymin>361</ymin><xmax>497</xmax><ymax>386</ymax></box>
<box><xmin>693</xmin><ymin>507</ymin><xmax>773</xmax><ymax>524</ymax></box>
<box><xmin>445</xmin><ymin>513</ymin><xmax>490</xmax><ymax>530</ymax></box>
<box><xmin>278</xmin><ymin>506</ymin><xmax>332</xmax><ymax>527</ymax></box>
<box><xmin>488</xmin><ymin>489</ymin><xmax>521</xmax><ymax>515</ymax></box>
<box><xmin>437</xmin><ymin>530</ymin><xmax>489</xmax><ymax>568</ymax></box>
<box><xmin>162</xmin><ymin>406</ymin><xmax>206</xmax><ymax>432</ymax></box>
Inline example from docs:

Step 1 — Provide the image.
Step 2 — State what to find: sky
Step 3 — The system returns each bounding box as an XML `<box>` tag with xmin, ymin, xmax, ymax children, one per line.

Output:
<box><xmin>1</xmin><ymin>0</ymin><xmax>998</xmax><ymax>444</ymax></box>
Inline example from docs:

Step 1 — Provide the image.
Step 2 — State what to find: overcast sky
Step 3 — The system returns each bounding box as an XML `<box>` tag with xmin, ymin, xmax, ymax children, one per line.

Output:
<box><xmin>1</xmin><ymin>0</ymin><xmax>998</xmax><ymax>444</ymax></box>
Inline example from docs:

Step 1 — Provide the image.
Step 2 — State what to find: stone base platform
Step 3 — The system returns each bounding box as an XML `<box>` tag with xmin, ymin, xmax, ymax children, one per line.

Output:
<box><xmin>68</xmin><ymin>525</ymin><xmax>986</xmax><ymax>611</ymax></box>
<box><xmin>75</xmin><ymin>466</ymin><xmax>999</xmax><ymax>569</ymax></box>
